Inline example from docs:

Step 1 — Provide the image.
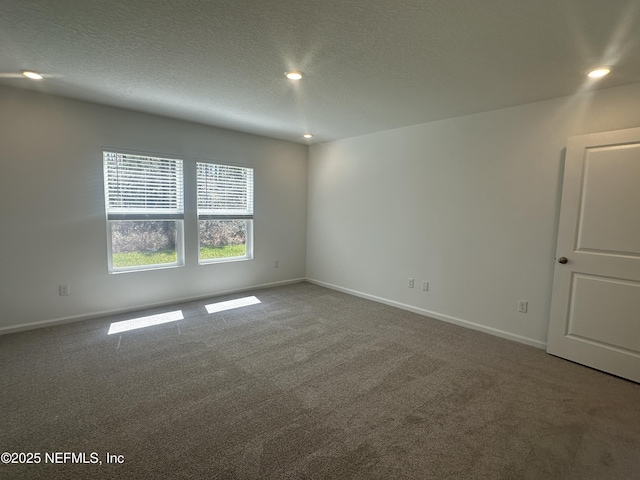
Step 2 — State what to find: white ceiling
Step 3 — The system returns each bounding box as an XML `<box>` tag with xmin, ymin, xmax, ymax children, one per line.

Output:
<box><xmin>1</xmin><ymin>0</ymin><xmax>639</xmax><ymax>144</ymax></box>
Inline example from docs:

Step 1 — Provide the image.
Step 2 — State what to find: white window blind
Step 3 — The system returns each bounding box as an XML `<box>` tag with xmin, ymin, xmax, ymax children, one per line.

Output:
<box><xmin>104</xmin><ymin>151</ymin><xmax>184</xmax><ymax>218</ymax></box>
<box><xmin>197</xmin><ymin>163</ymin><xmax>254</xmax><ymax>219</ymax></box>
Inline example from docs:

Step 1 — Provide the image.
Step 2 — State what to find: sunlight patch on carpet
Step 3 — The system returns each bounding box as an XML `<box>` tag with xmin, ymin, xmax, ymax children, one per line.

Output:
<box><xmin>108</xmin><ymin>310</ymin><xmax>184</xmax><ymax>335</ymax></box>
<box><xmin>205</xmin><ymin>296</ymin><xmax>261</xmax><ymax>314</ymax></box>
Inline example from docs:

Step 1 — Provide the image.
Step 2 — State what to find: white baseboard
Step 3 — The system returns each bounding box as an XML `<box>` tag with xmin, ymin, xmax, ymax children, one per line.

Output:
<box><xmin>305</xmin><ymin>277</ymin><xmax>547</xmax><ymax>350</ymax></box>
<box><xmin>3</xmin><ymin>277</ymin><xmax>547</xmax><ymax>351</ymax></box>
<box><xmin>0</xmin><ymin>278</ymin><xmax>306</xmax><ymax>336</ymax></box>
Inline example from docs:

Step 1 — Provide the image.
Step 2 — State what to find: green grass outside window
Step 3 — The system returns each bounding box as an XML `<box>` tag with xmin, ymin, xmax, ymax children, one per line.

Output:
<box><xmin>112</xmin><ymin>245</ymin><xmax>246</xmax><ymax>268</ymax></box>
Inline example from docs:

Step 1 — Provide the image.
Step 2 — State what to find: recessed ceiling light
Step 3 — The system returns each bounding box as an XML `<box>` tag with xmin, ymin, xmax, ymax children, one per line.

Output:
<box><xmin>587</xmin><ymin>67</ymin><xmax>611</xmax><ymax>78</ymax></box>
<box><xmin>21</xmin><ymin>70</ymin><xmax>43</xmax><ymax>80</ymax></box>
<box><xmin>303</xmin><ymin>133</ymin><xmax>313</xmax><ymax>139</ymax></box>
<box><xmin>285</xmin><ymin>70</ymin><xmax>303</xmax><ymax>80</ymax></box>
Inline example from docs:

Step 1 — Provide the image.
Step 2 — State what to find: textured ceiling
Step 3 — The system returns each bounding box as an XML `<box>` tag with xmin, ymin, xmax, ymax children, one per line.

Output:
<box><xmin>1</xmin><ymin>0</ymin><xmax>639</xmax><ymax>143</ymax></box>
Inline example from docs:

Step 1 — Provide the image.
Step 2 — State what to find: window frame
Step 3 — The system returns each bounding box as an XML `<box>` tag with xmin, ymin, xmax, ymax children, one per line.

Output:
<box><xmin>103</xmin><ymin>149</ymin><xmax>185</xmax><ymax>273</ymax></box>
<box><xmin>196</xmin><ymin>161</ymin><xmax>254</xmax><ymax>264</ymax></box>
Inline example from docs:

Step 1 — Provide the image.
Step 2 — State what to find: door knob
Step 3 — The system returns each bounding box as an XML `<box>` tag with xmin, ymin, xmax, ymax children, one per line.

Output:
<box><xmin>558</xmin><ymin>257</ymin><xmax>568</xmax><ymax>264</ymax></box>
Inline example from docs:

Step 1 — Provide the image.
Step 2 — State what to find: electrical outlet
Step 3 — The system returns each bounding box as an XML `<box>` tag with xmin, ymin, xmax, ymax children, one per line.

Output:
<box><xmin>59</xmin><ymin>284</ymin><xmax>71</xmax><ymax>296</ymax></box>
<box><xmin>518</xmin><ymin>300</ymin><xmax>528</xmax><ymax>313</ymax></box>
<box><xmin>408</xmin><ymin>278</ymin><xmax>414</xmax><ymax>288</ymax></box>
<box><xmin>274</xmin><ymin>260</ymin><xmax>279</xmax><ymax>268</ymax></box>
<box><xmin>422</xmin><ymin>281</ymin><xmax>429</xmax><ymax>291</ymax></box>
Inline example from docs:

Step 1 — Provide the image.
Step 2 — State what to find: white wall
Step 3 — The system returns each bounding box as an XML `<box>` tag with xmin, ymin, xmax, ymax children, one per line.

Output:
<box><xmin>0</xmin><ymin>85</ymin><xmax>308</xmax><ymax>332</ymax></box>
<box><xmin>307</xmin><ymin>82</ymin><xmax>640</xmax><ymax>348</ymax></box>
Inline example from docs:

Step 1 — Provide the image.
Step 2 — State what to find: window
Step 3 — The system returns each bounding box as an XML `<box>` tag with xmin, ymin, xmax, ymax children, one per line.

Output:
<box><xmin>103</xmin><ymin>151</ymin><xmax>184</xmax><ymax>272</ymax></box>
<box><xmin>197</xmin><ymin>162</ymin><xmax>254</xmax><ymax>263</ymax></box>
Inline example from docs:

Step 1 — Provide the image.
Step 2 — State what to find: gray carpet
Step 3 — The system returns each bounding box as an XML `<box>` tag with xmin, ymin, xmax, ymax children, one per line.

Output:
<box><xmin>1</xmin><ymin>282</ymin><xmax>638</xmax><ymax>479</ymax></box>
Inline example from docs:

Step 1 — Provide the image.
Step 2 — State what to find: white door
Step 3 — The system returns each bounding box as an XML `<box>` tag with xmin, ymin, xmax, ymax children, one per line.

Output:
<box><xmin>547</xmin><ymin>127</ymin><xmax>640</xmax><ymax>383</ymax></box>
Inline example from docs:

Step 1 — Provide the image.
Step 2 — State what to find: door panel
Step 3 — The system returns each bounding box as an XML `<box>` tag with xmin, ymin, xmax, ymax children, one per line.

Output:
<box><xmin>547</xmin><ymin>127</ymin><xmax>640</xmax><ymax>383</ymax></box>
<box><xmin>568</xmin><ymin>274</ymin><xmax>640</xmax><ymax>354</ymax></box>
<box><xmin>577</xmin><ymin>144</ymin><xmax>640</xmax><ymax>255</ymax></box>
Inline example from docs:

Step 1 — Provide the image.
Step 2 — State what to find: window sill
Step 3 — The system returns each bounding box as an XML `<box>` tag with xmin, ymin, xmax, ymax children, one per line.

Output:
<box><xmin>198</xmin><ymin>256</ymin><xmax>252</xmax><ymax>266</ymax></box>
<box><xmin>109</xmin><ymin>263</ymin><xmax>184</xmax><ymax>274</ymax></box>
